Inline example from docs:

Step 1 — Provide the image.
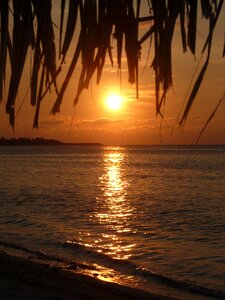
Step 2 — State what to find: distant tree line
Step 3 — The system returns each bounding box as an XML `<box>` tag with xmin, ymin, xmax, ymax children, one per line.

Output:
<box><xmin>0</xmin><ymin>137</ymin><xmax>103</xmax><ymax>145</ymax></box>
<box><xmin>0</xmin><ymin>137</ymin><xmax>63</xmax><ymax>145</ymax></box>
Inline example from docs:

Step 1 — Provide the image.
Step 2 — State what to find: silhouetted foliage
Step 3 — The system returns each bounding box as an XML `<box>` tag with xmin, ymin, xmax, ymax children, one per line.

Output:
<box><xmin>0</xmin><ymin>0</ymin><xmax>224</xmax><ymax>128</ymax></box>
<box><xmin>0</xmin><ymin>137</ymin><xmax>102</xmax><ymax>145</ymax></box>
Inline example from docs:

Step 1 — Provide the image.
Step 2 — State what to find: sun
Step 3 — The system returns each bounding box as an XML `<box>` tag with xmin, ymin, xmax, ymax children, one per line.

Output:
<box><xmin>106</xmin><ymin>94</ymin><xmax>122</xmax><ymax>110</ymax></box>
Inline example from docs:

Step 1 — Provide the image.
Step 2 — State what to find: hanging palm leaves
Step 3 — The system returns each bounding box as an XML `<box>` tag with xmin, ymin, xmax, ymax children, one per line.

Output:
<box><xmin>0</xmin><ymin>0</ymin><xmax>224</xmax><ymax>128</ymax></box>
<box><xmin>0</xmin><ymin>0</ymin><xmax>8</xmax><ymax>102</ymax></box>
<box><xmin>6</xmin><ymin>0</ymin><xmax>34</xmax><ymax>127</ymax></box>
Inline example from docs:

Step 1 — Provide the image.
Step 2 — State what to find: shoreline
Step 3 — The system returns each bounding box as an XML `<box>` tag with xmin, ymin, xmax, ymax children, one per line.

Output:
<box><xmin>0</xmin><ymin>243</ymin><xmax>223</xmax><ymax>300</ymax></box>
<box><xmin>0</xmin><ymin>250</ymin><xmax>175</xmax><ymax>300</ymax></box>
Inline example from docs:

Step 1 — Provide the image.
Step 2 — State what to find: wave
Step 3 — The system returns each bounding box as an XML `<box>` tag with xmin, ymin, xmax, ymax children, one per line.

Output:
<box><xmin>63</xmin><ymin>240</ymin><xmax>224</xmax><ymax>299</ymax></box>
<box><xmin>0</xmin><ymin>239</ymin><xmax>224</xmax><ymax>299</ymax></box>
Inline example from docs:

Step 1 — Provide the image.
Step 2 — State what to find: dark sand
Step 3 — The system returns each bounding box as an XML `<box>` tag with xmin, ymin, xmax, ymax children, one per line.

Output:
<box><xmin>0</xmin><ymin>251</ymin><xmax>177</xmax><ymax>300</ymax></box>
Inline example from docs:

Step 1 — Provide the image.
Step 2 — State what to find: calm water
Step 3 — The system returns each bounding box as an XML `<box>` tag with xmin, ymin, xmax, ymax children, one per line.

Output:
<box><xmin>0</xmin><ymin>145</ymin><xmax>225</xmax><ymax>298</ymax></box>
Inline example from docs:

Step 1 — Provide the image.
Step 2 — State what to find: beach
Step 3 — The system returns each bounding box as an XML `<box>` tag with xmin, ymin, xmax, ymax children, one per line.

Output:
<box><xmin>0</xmin><ymin>250</ymin><xmax>174</xmax><ymax>300</ymax></box>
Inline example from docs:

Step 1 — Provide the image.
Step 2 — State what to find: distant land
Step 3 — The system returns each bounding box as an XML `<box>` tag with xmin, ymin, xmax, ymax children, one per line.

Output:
<box><xmin>0</xmin><ymin>138</ymin><xmax>224</xmax><ymax>147</ymax></box>
<box><xmin>0</xmin><ymin>137</ymin><xmax>102</xmax><ymax>146</ymax></box>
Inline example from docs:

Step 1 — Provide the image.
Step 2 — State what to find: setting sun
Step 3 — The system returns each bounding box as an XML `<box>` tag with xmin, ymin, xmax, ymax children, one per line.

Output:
<box><xmin>106</xmin><ymin>94</ymin><xmax>122</xmax><ymax>110</ymax></box>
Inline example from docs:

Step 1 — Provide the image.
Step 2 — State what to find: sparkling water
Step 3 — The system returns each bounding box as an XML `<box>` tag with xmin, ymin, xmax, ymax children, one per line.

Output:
<box><xmin>0</xmin><ymin>145</ymin><xmax>224</xmax><ymax>298</ymax></box>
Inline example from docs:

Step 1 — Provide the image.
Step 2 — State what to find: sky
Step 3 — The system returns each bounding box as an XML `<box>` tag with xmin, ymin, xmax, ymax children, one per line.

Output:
<box><xmin>0</xmin><ymin>1</ymin><xmax>225</xmax><ymax>145</ymax></box>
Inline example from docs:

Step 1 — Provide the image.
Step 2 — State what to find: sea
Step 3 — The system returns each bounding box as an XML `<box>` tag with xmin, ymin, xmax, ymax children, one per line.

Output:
<box><xmin>0</xmin><ymin>145</ymin><xmax>224</xmax><ymax>299</ymax></box>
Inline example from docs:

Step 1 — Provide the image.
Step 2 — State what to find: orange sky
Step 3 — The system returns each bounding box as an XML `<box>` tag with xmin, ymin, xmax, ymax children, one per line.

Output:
<box><xmin>0</xmin><ymin>2</ymin><xmax>225</xmax><ymax>145</ymax></box>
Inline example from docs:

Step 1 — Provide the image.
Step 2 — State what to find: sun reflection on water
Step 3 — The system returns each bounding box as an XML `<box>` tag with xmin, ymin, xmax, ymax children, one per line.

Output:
<box><xmin>95</xmin><ymin>148</ymin><xmax>136</xmax><ymax>260</ymax></box>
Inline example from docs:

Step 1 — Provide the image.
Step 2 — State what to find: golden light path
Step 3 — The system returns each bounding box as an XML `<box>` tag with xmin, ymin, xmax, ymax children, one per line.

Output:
<box><xmin>96</xmin><ymin>148</ymin><xmax>136</xmax><ymax>260</ymax></box>
<box><xmin>69</xmin><ymin>148</ymin><xmax>138</xmax><ymax>286</ymax></box>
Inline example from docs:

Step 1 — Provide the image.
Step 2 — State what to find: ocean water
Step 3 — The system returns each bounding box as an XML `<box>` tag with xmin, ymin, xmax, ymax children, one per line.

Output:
<box><xmin>0</xmin><ymin>145</ymin><xmax>224</xmax><ymax>299</ymax></box>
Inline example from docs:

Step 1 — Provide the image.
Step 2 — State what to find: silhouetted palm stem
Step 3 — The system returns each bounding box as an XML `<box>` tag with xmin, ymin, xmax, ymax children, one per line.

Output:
<box><xmin>0</xmin><ymin>0</ymin><xmax>224</xmax><ymax>128</ymax></box>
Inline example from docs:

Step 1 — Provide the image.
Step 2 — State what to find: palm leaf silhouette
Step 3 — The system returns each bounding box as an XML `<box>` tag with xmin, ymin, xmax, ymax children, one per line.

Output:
<box><xmin>0</xmin><ymin>0</ymin><xmax>224</xmax><ymax>127</ymax></box>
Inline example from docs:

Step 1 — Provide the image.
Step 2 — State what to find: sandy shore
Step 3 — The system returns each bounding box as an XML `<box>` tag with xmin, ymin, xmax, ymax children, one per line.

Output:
<box><xmin>0</xmin><ymin>251</ymin><xmax>177</xmax><ymax>300</ymax></box>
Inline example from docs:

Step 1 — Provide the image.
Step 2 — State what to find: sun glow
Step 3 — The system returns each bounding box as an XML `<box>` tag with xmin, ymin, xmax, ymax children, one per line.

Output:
<box><xmin>105</xmin><ymin>94</ymin><xmax>122</xmax><ymax>110</ymax></box>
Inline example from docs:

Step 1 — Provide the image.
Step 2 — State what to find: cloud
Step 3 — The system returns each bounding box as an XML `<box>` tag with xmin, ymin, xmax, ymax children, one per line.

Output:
<box><xmin>70</xmin><ymin>117</ymin><xmax>163</xmax><ymax>134</ymax></box>
<box><xmin>75</xmin><ymin>118</ymin><xmax>124</xmax><ymax>128</ymax></box>
<box><xmin>40</xmin><ymin>119</ymin><xmax>64</xmax><ymax>126</ymax></box>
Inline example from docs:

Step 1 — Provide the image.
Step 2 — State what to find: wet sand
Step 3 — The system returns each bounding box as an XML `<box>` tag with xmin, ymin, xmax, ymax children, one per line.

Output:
<box><xmin>0</xmin><ymin>251</ymin><xmax>176</xmax><ymax>300</ymax></box>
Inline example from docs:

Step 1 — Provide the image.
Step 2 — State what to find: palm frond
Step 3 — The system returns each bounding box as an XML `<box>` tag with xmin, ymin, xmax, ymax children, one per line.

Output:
<box><xmin>59</xmin><ymin>0</ymin><xmax>65</xmax><ymax>59</ymax></box>
<box><xmin>6</xmin><ymin>0</ymin><xmax>34</xmax><ymax>127</ymax></box>
<box><xmin>0</xmin><ymin>0</ymin><xmax>8</xmax><ymax>102</ymax></box>
<box><xmin>61</xmin><ymin>0</ymin><xmax>79</xmax><ymax>62</ymax></box>
<box><xmin>0</xmin><ymin>0</ymin><xmax>224</xmax><ymax>127</ymax></box>
<box><xmin>194</xmin><ymin>92</ymin><xmax>225</xmax><ymax>145</ymax></box>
